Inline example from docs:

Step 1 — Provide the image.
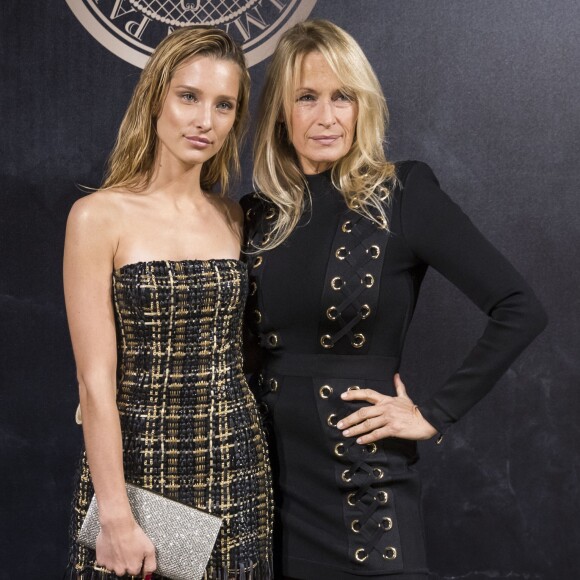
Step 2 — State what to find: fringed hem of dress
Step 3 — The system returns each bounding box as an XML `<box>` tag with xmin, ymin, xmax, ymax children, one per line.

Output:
<box><xmin>64</xmin><ymin>557</ymin><xmax>274</xmax><ymax>580</ymax></box>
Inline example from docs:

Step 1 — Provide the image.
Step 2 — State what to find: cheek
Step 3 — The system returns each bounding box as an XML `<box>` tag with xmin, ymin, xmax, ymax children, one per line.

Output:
<box><xmin>290</xmin><ymin>110</ymin><xmax>311</xmax><ymax>144</ymax></box>
<box><xmin>157</xmin><ymin>106</ymin><xmax>179</xmax><ymax>133</ymax></box>
<box><xmin>342</xmin><ymin>110</ymin><xmax>358</xmax><ymax>146</ymax></box>
<box><xmin>345</xmin><ymin>109</ymin><xmax>357</xmax><ymax>133</ymax></box>
<box><xmin>221</xmin><ymin>116</ymin><xmax>237</xmax><ymax>137</ymax></box>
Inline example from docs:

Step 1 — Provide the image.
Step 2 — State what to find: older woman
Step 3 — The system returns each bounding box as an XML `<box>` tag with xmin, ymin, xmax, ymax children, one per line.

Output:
<box><xmin>242</xmin><ymin>19</ymin><xmax>546</xmax><ymax>580</ymax></box>
<box><xmin>64</xmin><ymin>28</ymin><xmax>272</xmax><ymax>578</ymax></box>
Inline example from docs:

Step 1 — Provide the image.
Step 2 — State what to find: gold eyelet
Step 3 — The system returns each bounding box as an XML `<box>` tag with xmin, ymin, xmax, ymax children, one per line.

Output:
<box><xmin>335</xmin><ymin>246</ymin><xmax>349</xmax><ymax>260</ymax></box>
<box><xmin>319</xmin><ymin>385</ymin><xmax>333</xmax><ymax>399</ymax></box>
<box><xmin>373</xmin><ymin>467</ymin><xmax>384</xmax><ymax>479</ymax></box>
<box><xmin>245</xmin><ymin>208</ymin><xmax>254</xmax><ymax>220</ymax></box>
<box><xmin>380</xmin><ymin>517</ymin><xmax>393</xmax><ymax>531</ymax></box>
<box><xmin>364</xmin><ymin>443</ymin><xmax>377</xmax><ymax>454</ymax></box>
<box><xmin>254</xmin><ymin>310</ymin><xmax>262</xmax><ymax>323</ymax></box>
<box><xmin>342</xmin><ymin>220</ymin><xmax>353</xmax><ymax>233</ymax></box>
<box><xmin>253</xmin><ymin>256</ymin><xmax>263</xmax><ymax>268</ymax></box>
<box><xmin>249</xmin><ymin>281</ymin><xmax>257</xmax><ymax>296</ymax></box>
<box><xmin>341</xmin><ymin>469</ymin><xmax>352</xmax><ymax>483</ymax></box>
<box><xmin>367</xmin><ymin>245</ymin><xmax>380</xmax><ymax>259</ymax></box>
<box><xmin>260</xmin><ymin>234</ymin><xmax>271</xmax><ymax>247</ymax></box>
<box><xmin>383</xmin><ymin>547</ymin><xmax>397</xmax><ymax>560</ymax></box>
<box><xmin>334</xmin><ymin>443</ymin><xmax>346</xmax><ymax>457</ymax></box>
<box><xmin>379</xmin><ymin>190</ymin><xmax>388</xmax><ymax>201</ymax></box>
<box><xmin>348</xmin><ymin>385</ymin><xmax>361</xmax><ymax>391</ymax></box>
<box><xmin>351</xmin><ymin>519</ymin><xmax>361</xmax><ymax>533</ymax></box>
<box><xmin>352</xmin><ymin>333</ymin><xmax>366</xmax><ymax>348</ymax></box>
<box><xmin>258</xmin><ymin>402</ymin><xmax>269</xmax><ymax>415</ymax></box>
<box><xmin>347</xmin><ymin>492</ymin><xmax>357</xmax><ymax>507</ymax></box>
<box><xmin>326</xmin><ymin>306</ymin><xmax>339</xmax><ymax>320</ymax></box>
<box><xmin>436</xmin><ymin>434</ymin><xmax>444</xmax><ymax>445</ymax></box>
<box><xmin>267</xmin><ymin>333</ymin><xmax>279</xmax><ymax>347</ymax></box>
<box><xmin>331</xmin><ymin>277</ymin><xmax>345</xmax><ymax>291</ymax></box>
<box><xmin>360</xmin><ymin>304</ymin><xmax>371</xmax><ymax>319</ymax></box>
<box><xmin>269</xmin><ymin>378</ymin><xmax>278</xmax><ymax>392</ymax></box>
<box><xmin>361</xmin><ymin>273</ymin><xmax>374</xmax><ymax>288</ymax></box>
<box><xmin>320</xmin><ymin>334</ymin><xmax>334</xmax><ymax>349</ymax></box>
<box><xmin>375</xmin><ymin>215</ymin><xmax>388</xmax><ymax>229</ymax></box>
<box><xmin>351</xmin><ymin>199</ymin><xmax>361</xmax><ymax>210</ymax></box>
<box><xmin>376</xmin><ymin>491</ymin><xmax>388</xmax><ymax>504</ymax></box>
<box><xmin>354</xmin><ymin>548</ymin><xmax>368</xmax><ymax>562</ymax></box>
<box><xmin>265</xmin><ymin>207</ymin><xmax>276</xmax><ymax>220</ymax></box>
<box><xmin>327</xmin><ymin>413</ymin><xmax>339</xmax><ymax>427</ymax></box>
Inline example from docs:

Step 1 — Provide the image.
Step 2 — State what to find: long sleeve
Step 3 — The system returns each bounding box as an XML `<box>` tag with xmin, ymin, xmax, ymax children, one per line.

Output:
<box><xmin>400</xmin><ymin>161</ymin><xmax>548</xmax><ymax>434</ymax></box>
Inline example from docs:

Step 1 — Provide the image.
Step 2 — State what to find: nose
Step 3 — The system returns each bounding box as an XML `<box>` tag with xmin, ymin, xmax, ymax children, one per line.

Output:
<box><xmin>319</xmin><ymin>99</ymin><xmax>336</xmax><ymax>128</ymax></box>
<box><xmin>195</xmin><ymin>102</ymin><xmax>212</xmax><ymax>132</ymax></box>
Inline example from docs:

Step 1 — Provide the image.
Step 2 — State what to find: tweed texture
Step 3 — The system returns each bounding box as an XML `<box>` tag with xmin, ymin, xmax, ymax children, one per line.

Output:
<box><xmin>66</xmin><ymin>259</ymin><xmax>273</xmax><ymax>579</ymax></box>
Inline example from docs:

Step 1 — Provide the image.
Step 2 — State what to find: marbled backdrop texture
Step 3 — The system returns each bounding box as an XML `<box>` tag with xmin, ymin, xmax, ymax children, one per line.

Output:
<box><xmin>1</xmin><ymin>1</ymin><xmax>578</xmax><ymax>578</ymax></box>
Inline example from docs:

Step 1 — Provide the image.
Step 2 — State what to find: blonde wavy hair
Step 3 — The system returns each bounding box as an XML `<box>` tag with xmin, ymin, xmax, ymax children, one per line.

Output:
<box><xmin>102</xmin><ymin>27</ymin><xmax>250</xmax><ymax>195</ymax></box>
<box><xmin>253</xmin><ymin>19</ymin><xmax>396</xmax><ymax>250</ymax></box>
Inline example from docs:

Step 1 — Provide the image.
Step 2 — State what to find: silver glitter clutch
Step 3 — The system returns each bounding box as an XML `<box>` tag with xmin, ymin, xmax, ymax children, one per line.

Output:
<box><xmin>78</xmin><ymin>483</ymin><xmax>222</xmax><ymax>580</ymax></box>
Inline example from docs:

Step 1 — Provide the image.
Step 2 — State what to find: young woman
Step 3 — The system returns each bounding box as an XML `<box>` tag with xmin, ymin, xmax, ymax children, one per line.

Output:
<box><xmin>243</xmin><ymin>19</ymin><xmax>547</xmax><ymax>580</ymax></box>
<box><xmin>64</xmin><ymin>28</ymin><xmax>272</xmax><ymax>579</ymax></box>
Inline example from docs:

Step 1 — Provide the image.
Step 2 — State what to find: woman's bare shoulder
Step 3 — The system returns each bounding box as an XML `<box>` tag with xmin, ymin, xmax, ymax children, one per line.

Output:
<box><xmin>66</xmin><ymin>189</ymin><xmax>128</xmax><ymax>244</ymax></box>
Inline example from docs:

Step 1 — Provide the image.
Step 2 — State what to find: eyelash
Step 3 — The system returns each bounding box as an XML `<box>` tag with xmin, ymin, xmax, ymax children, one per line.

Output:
<box><xmin>297</xmin><ymin>93</ymin><xmax>352</xmax><ymax>102</ymax></box>
<box><xmin>181</xmin><ymin>94</ymin><xmax>234</xmax><ymax>110</ymax></box>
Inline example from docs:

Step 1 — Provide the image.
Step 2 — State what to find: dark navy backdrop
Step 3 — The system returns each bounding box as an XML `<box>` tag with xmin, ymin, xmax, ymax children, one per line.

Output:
<box><xmin>1</xmin><ymin>1</ymin><xmax>578</xmax><ymax>578</ymax></box>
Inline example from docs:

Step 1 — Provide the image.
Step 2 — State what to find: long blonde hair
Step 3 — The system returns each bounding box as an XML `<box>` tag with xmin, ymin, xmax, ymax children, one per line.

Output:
<box><xmin>102</xmin><ymin>27</ymin><xmax>250</xmax><ymax>195</ymax></box>
<box><xmin>253</xmin><ymin>19</ymin><xmax>396</xmax><ymax>250</ymax></box>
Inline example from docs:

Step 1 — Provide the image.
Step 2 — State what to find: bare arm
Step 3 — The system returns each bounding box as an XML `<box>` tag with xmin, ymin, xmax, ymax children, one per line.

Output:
<box><xmin>64</xmin><ymin>195</ymin><xmax>156</xmax><ymax>576</ymax></box>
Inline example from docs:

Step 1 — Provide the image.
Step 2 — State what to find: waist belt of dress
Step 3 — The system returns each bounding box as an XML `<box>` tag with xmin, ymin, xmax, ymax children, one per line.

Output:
<box><xmin>262</xmin><ymin>353</ymin><xmax>399</xmax><ymax>381</ymax></box>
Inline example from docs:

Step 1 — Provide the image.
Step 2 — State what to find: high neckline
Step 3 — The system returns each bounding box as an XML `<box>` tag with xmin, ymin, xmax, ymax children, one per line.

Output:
<box><xmin>304</xmin><ymin>169</ymin><xmax>333</xmax><ymax>191</ymax></box>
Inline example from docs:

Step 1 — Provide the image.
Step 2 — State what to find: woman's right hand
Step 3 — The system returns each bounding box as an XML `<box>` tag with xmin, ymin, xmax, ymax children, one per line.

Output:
<box><xmin>96</xmin><ymin>518</ymin><xmax>157</xmax><ymax>577</ymax></box>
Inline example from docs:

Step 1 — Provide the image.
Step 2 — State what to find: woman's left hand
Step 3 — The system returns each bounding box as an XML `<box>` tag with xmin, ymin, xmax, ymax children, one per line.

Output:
<box><xmin>337</xmin><ymin>374</ymin><xmax>438</xmax><ymax>443</ymax></box>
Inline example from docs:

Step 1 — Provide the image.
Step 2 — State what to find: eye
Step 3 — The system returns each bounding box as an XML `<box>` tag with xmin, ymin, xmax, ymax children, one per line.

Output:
<box><xmin>181</xmin><ymin>92</ymin><xmax>197</xmax><ymax>103</ymax></box>
<box><xmin>297</xmin><ymin>93</ymin><xmax>316</xmax><ymax>102</ymax></box>
<box><xmin>335</xmin><ymin>91</ymin><xmax>353</xmax><ymax>102</ymax></box>
<box><xmin>217</xmin><ymin>101</ymin><xmax>235</xmax><ymax>111</ymax></box>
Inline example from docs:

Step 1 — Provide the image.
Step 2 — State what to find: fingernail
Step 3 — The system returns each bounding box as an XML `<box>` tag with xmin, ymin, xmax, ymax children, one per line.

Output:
<box><xmin>337</xmin><ymin>421</ymin><xmax>344</xmax><ymax>429</ymax></box>
<box><xmin>356</xmin><ymin>438</ymin><xmax>363</xmax><ymax>444</ymax></box>
<box><xmin>341</xmin><ymin>392</ymin><xmax>347</xmax><ymax>399</ymax></box>
<box><xmin>343</xmin><ymin>429</ymin><xmax>350</xmax><ymax>436</ymax></box>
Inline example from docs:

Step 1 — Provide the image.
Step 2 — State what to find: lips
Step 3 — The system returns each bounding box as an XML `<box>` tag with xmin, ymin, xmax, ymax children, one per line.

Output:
<box><xmin>185</xmin><ymin>135</ymin><xmax>212</xmax><ymax>146</ymax></box>
<box><xmin>311</xmin><ymin>135</ymin><xmax>341</xmax><ymax>145</ymax></box>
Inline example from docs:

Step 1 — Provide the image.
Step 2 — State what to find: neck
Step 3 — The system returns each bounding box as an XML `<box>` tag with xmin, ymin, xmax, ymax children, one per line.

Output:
<box><xmin>148</xmin><ymin>153</ymin><xmax>206</xmax><ymax>201</ymax></box>
<box><xmin>301</xmin><ymin>161</ymin><xmax>332</xmax><ymax>175</ymax></box>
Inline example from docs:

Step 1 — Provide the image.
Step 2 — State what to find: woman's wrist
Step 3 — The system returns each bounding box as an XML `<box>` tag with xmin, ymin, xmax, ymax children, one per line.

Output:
<box><xmin>97</xmin><ymin>496</ymin><xmax>134</xmax><ymax>527</ymax></box>
<box><xmin>99</xmin><ymin>510</ymin><xmax>136</xmax><ymax>530</ymax></box>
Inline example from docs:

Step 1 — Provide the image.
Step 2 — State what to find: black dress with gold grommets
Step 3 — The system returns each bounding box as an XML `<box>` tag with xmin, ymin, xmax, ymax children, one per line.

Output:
<box><xmin>241</xmin><ymin>161</ymin><xmax>547</xmax><ymax>580</ymax></box>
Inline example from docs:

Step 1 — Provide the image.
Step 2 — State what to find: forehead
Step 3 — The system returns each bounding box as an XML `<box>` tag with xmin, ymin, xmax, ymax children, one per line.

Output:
<box><xmin>295</xmin><ymin>51</ymin><xmax>340</xmax><ymax>87</ymax></box>
<box><xmin>171</xmin><ymin>55</ymin><xmax>241</xmax><ymax>89</ymax></box>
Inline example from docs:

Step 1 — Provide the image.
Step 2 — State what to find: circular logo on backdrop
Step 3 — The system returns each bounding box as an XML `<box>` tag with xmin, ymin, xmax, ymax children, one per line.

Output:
<box><xmin>66</xmin><ymin>0</ymin><xmax>317</xmax><ymax>68</ymax></box>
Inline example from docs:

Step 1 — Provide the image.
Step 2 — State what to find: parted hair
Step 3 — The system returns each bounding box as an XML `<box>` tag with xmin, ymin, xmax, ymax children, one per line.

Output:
<box><xmin>252</xmin><ymin>19</ymin><xmax>396</xmax><ymax>250</ymax></box>
<box><xmin>102</xmin><ymin>27</ymin><xmax>250</xmax><ymax>195</ymax></box>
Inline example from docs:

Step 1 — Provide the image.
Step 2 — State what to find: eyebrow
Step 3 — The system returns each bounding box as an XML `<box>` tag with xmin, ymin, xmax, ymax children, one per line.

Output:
<box><xmin>174</xmin><ymin>85</ymin><xmax>238</xmax><ymax>101</ymax></box>
<box><xmin>295</xmin><ymin>86</ymin><xmax>348</xmax><ymax>96</ymax></box>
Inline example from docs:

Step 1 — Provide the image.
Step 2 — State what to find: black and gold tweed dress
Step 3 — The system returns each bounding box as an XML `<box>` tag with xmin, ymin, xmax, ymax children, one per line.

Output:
<box><xmin>66</xmin><ymin>259</ymin><xmax>273</xmax><ymax>579</ymax></box>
